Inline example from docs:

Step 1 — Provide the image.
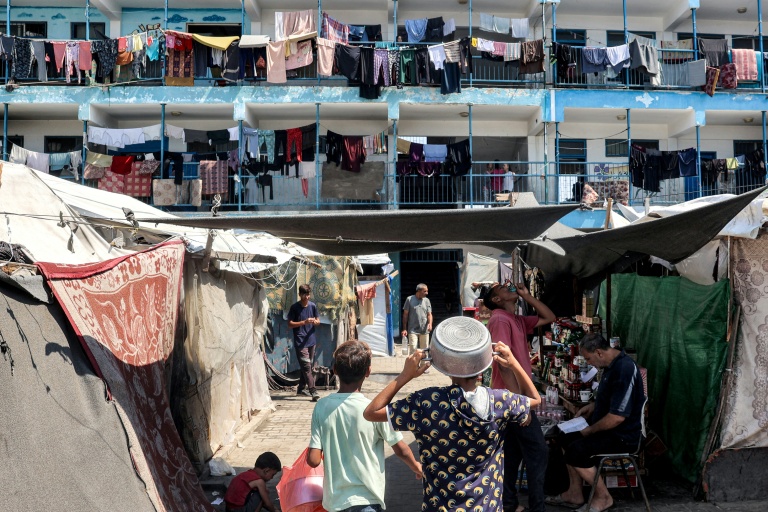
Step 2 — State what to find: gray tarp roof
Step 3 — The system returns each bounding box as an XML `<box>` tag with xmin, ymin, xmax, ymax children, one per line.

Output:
<box><xmin>138</xmin><ymin>205</ymin><xmax>579</xmax><ymax>256</ymax></box>
<box><xmin>521</xmin><ymin>186</ymin><xmax>767</xmax><ymax>281</ymax></box>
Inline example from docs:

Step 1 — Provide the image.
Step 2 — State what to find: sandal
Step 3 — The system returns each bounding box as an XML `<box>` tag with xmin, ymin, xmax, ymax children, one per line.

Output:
<box><xmin>544</xmin><ymin>495</ymin><xmax>585</xmax><ymax>509</ymax></box>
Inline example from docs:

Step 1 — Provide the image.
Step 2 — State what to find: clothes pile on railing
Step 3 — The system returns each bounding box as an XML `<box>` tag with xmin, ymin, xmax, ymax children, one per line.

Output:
<box><xmin>552</xmin><ymin>33</ymin><xmax>761</xmax><ymax>92</ymax></box>
<box><xmin>0</xmin><ymin>29</ymin><xmax>163</xmax><ymax>84</ymax></box>
<box><xmin>472</xmin><ymin>37</ymin><xmax>545</xmax><ymax>74</ymax></box>
<box><xmin>395</xmin><ymin>138</ymin><xmax>472</xmax><ymax>177</ymax></box>
<box><xmin>6</xmin><ymin>142</ymin><xmax>82</xmax><ymax>178</ymax></box>
<box><xmin>399</xmin><ymin>16</ymin><xmax>457</xmax><ymax>43</ymax></box>
<box><xmin>82</xmin><ymin>152</ymin><xmax>160</xmax><ymax>198</ymax></box>
<box><xmin>630</xmin><ymin>143</ymin><xmax>767</xmax><ymax>193</ymax></box>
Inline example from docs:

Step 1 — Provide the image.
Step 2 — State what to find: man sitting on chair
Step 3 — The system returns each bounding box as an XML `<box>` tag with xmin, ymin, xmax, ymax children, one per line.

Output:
<box><xmin>546</xmin><ymin>334</ymin><xmax>646</xmax><ymax>512</ymax></box>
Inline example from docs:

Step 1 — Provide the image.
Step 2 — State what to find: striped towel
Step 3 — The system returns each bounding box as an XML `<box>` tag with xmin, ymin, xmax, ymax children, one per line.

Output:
<box><xmin>731</xmin><ymin>49</ymin><xmax>757</xmax><ymax>81</ymax></box>
<box><xmin>504</xmin><ymin>43</ymin><xmax>521</xmax><ymax>62</ymax></box>
<box><xmin>443</xmin><ymin>40</ymin><xmax>461</xmax><ymax>63</ymax></box>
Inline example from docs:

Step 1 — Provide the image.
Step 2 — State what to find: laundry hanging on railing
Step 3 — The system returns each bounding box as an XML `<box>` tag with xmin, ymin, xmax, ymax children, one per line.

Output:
<box><xmin>86</xmin><ymin>123</ymin><xmax>238</xmax><ymax>147</ymax></box>
<box><xmin>396</xmin><ymin>138</ymin><xmax>472</xmax><ymax>177</ymax></box>
<box><xmin>478</xmin><ymin>13</ymin><xmax>529</xmax><ymax>39</ymax></box>
<box><xmin>5</xmin><ymin>142</ymin><xmax>81</xmax><ymax>178</ymax></box>
<box><xmin>275</xmin><ymin>10</ymin><xmax>317</xmax><ymax>42</ymax></box>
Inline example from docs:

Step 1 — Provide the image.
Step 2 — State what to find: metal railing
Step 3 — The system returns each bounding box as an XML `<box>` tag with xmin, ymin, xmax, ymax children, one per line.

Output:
<box><xmin>48</xmin><ymin>158</ymin><xmax>768</xmax><ymax>211</ymax></box>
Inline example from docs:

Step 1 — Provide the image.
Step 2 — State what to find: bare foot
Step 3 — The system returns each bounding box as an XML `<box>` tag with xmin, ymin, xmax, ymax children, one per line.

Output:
<box><xmin>589</xmin><ymin>495</ymin><xmax>614</xmax><ymax>512</ymax></box>
<box><xmin>516</xmin><ymin>506</ymin><xmax>525</xmax><ymax>512</ymax></box>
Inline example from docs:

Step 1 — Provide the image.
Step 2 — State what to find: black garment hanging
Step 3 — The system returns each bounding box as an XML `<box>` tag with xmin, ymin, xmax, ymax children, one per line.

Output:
<box><xmin>301</xmin><ymin>124</ymin><xmax>317</xmax><ymax>162</ymax></box>
<box><xmin>326</xmin><ymin>130</ymin><xmax>344</xmax><ymax>167</ymax></box>
<box><xmin>335</xmin><ymin>44</ymin><xmax>361</xmax><ymax>81</ymax></box>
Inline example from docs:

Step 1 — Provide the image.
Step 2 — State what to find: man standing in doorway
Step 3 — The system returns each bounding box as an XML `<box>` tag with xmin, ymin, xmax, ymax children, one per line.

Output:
<box><xmin>400</xmin><ymin>283</ymin><xmax>433</xmax><ymax>355</ymax></box>
<box><xmin>288</xmin><ymin>284</ymin><xmax>321</xmax><ymax>402</ymax></box>
<box><xmin>484</xmin><ymin>281</ymin><xmax>556</xmax><ymax>512</ymax></box>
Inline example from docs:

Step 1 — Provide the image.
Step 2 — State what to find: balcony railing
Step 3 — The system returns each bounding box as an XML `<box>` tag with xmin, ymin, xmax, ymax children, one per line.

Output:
<box><xmin>49</xmin><ymin>159</ymin><xmax>765</xmax><ymax>212</ymax></box>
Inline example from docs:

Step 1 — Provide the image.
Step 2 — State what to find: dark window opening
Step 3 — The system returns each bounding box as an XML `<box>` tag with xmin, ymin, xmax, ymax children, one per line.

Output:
<box><xmin>71</xmin><ymin>23</ymin><xmax>107</xmax><ymax>40</ymax></box>
<box><xmin>0</xmin><ymin>22</ymin><xmax>47</xmax><ymax>38</ymax></box>
<box><xmin>44</xmin><ymin>136</ymin><xmax>82</xmax><ymax>154</ymax></box>
<box><xmin>606</xmin><ymin>139</ymin><xmax>659</xmax><ymax>157</ymax></box>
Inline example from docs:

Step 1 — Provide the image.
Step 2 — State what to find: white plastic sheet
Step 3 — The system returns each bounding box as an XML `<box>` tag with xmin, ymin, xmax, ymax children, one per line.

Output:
<box><xmin>356</xmin><ymin>280</ymin><xmax>390</xmax><ymax>356</ymax></box>
<box><xmin>460</xmin><ymin>253</ymin><xmax>500</xmax><ymax>308</ymax></box>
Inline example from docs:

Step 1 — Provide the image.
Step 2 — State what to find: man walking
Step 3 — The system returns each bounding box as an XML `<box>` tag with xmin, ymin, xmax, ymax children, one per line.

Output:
<box><xmin>484</xmin><ymin>281</ymin><xmax>556</xmax><ymax>512</ymax></box>
<box><xmin>288</xmin><ymin>284</ymin><xmax>320</xmax><ymax>401</ymax></box>
<box><xmin>400</xmin><ymin>283</ymin><xmax>433</xmax><ymax>355</ymax></box>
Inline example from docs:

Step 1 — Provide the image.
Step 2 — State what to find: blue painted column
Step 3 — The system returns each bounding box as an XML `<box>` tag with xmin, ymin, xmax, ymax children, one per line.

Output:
<box><xmin>468</xmin><ymin>104</ymin><xmax>474</xmax><ymax>206</ymax></box>
<box><xmin>315</xmin><ymin>103</ymin><xmax>321</xmax><ymax>210</ymax></box>
<box><xmin>81</xmin><ymin>120</ymin><xmax>87</xmax><ymax>185</ymax></box>
<box><xmin>763</xmin><ymin>111</ymin><xmax>767</xmax><ymax>184</ymax></box>
<box><xmin>5</xmin><ymin>1</ymin><xmax>10</xmax><ymax>83</ymax></box>
<box><xmin>160</xmin><ymin>104</ymin><xmax>166</xmax><ymax>181</ymax></box>
<box><xmin>696</xmin><ymin>123</ymin><xmax>702</xmax><ymax>198</ymax></box>
<box><xmin>692</xmin><ymin>8</ymin><xmax>698</xmax><ymax>61</ymax></box>
<box><xmin>623</xmin><ymin>0</ymin><xmax>629</xmax><ymax>87</ymax></box>
<box><xmin>468</xmin><ymin>0</ymin><xmax>472</xmax><ymax>86</ymax></box>
<box><xmin>238</xmin><ymin>120</ymin><xmax>243</xmax><ymax>211</ymax></box>
<box><xmin>543</xmin><ymin>121</ymin><xmax>549</xmax><ymax>204</ymax></box>
<box><xmin>626</xmin><ymin>109</ymin><xmax>632</xmax><ymax>204</ymax></box>
<box><xmin>392</xmin><ymin>119</ymin><xmax>399</xmax><ymax>209</ymax></box>
<box><xmin>760</xmin><ymin>0</ymin><xmax>765</xmax><ymax>93</ymax></box>
<box><xmin>162</xmin><ymin>0</ymin><xmax>168</xmax><ymax>86</ymax></box>
<box><xmin>2</xmin><ymin>103</ymin><xmax>7</xmax><ymax>161</ymax></box>
<box><xmin>393</xmin><ymin>0</ymin><xmax>398</xmax><ymax>43</ymax></box>
<box><xmin>241</xmin><ymin>0</ymin><xmax>246</xmax><ymax>36</ymax></box>
<box><xmin>85</xmin><ymin>0</ymin><xmax>90</xmax><ymax>41</ymax></box>
<box><xmin>551</xmin><ymin>2</ymin><xmax>557</xmax><ymax>85</ymax></box>
<box><xmin>554</xmin><ymin>122</ymin><xmax>560</xmax><ymax>204</ymax></box>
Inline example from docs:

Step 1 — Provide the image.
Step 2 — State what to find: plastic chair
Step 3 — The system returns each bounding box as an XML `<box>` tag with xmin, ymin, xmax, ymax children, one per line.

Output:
<box><xmin>585</xmin><ymin>397</ymin><xmax>651</xmax><ymax>512</ymax></box>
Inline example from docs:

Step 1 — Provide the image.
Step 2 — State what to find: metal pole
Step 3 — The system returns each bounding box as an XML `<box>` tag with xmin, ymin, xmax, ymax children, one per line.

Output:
<box><xmin>696</xmin><ymin>123</ymin><xmax>702</xmax><ymax>198</ymax></box>
<box><xmin>468</xmin><ymin>0</ymin><xmax>472</xmax><ymax>86</ymax></box>
<box><xmin>627</xmin><ymin>109</ymin><xmax>632</xmax><ymax>204</ymax></box>
<box><xmin>81</xmin><ymin>120</ymin><xmax>87</xmax><ymax>184</ymax></box>
<box><xmin>393</xmin><ymin>119</ymin><xmax>398</xmax><ymax>208</ymax></box>
<box><xmin>238</xmin><ymin>120</ymin><xmax>243</xmax><ymax>211</ymax></box>
<box><xmin>160</xmin><ymin>104</ymin><xmax>166</xmax><ymax>181</ymax></box>
<box><xmin>692</xmin><ymin>8</ymin><xmax>698</xmax><ymax>61</ymax></box>
<box><xmin>543</xmin><ymin>121</ymin><xmax>549</xmax><ymax>204</ymax></box>
<box><xmin>85</xmin><ymin>0</ymin><xmax>90</xmax><ymax>41</ymax></box>
<box><xmin>468</xmin><ymin>104</ymin><xmax>474</xmax><ymax>206</ymax></box>
<box><xmin>2</xmin><ymin>103</ymin><xmax>7</xmax><ymax>161</ymax></box>
<box><xmin>5</xmin><ymin>1</ymin><xmax>10</xmax><ymax>83</ymax></box>
<box><xmin>241</xmin><ymin>0</ymin><xmax>246</xmax><ymax>35</ymax></box>
<box><xmin>623</xmin><ymin>0</ymin><xmax>629</xmax><ymax>87</ymax></box>
<box><xmin>551</xmin><ymin>2</ymin><xmax>557</xmax><ymax>85</ymax></box>
<box><xmin>315</xmin><ymin>103</ymin><xmax>321</xmax><ymax>210</ymax></box>
<box><xmin>162</xmin><ymin>0</ymin><xmax>168</xmax><ymax>85</ymax></box>
<box><xmin>762</xmin><ymin>111</ymin><xmax>767</xmax><ymax>185</ymax></box>
<box><xmin>555</xmin><ymin>121</ymin><xmax>560</xmax><ymax>204</ymax></box>
<box><xmin>760</xmin><ymin>0</ymin><xmax>765</xmax><ymax>93</ymax></box>
<box><xmin>393</xmin><ymin>0</ymin><xmax>398</xmax><ymax>43</ymax></box>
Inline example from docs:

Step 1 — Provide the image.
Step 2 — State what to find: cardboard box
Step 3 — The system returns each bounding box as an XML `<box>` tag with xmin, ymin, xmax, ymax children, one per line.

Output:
<box><xmin>605</xmin><ymin>474</ymin><xmax>638</xmax><ymax>488</ymax></box>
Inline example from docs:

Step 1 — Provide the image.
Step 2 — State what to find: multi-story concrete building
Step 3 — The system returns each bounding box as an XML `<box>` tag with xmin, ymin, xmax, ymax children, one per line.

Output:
<box><xmin>3</xmin><ymin>0</ymin><xmax>766</xmax><ymax>331</ymax></box>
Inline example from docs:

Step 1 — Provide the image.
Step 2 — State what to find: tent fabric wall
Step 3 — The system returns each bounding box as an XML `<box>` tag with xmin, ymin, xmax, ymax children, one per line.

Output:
<box><xmin>0</xmin><ymin>282</ymin><xmax>156</xmax><ymax>512</ymax></box>
<box><xmin>460</xmin><ymin>253</ymin><xmax>499</xmax><ymax>307</ymax></box>
<box><xmin>37</xmin><ymin>241</ymin><xmax>213</xmax><ymax>512</ymax></box>
<box><xmin>181</xmin><ymin>259</ymin><xmax>274</xmax><ymax>465</ymax></box>
<box><xmin>720</xmin><ymin>233</ymin><xmax>768</xmax><ymax>449</ymax></box>
<box><xmin>600</xmin><ymin>274</ymin><xmax>730</xmax><ymax>482</ymax></box>
<box><xmin>356</xmin><ymin>280</ymin><xmax>394</xmax><ymax>356</ymax></box>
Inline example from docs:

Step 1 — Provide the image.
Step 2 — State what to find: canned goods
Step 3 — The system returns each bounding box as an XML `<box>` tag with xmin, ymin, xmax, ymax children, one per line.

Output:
<box><xmin>610</xmin><ymin>337</ymin><xmax>621</xmax><ymax>348</ymax></box>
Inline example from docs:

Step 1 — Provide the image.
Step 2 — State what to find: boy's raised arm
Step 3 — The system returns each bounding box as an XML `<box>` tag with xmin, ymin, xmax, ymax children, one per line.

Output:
<box><xmin>363</xmin><ymin>350</ymin><xmax>430</xmax><ymax>422</ymax></box>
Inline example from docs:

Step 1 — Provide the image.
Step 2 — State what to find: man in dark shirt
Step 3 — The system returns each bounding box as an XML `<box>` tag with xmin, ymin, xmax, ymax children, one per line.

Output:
<box><xmin>548</xmin><ymin>334</ymin><xmax>646</xmax><ymax>512</ymax></box>
<box><xmin>288</xmin><ymin>284</ymin><xmax>321</xmax><ymax>401</ymax></box>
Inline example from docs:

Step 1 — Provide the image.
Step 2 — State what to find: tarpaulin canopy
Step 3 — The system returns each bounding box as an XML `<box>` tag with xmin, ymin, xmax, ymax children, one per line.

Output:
<box><xmin>522</xmin><ymin>187</ymin><xmax>766</xmax><ymax>281</ymax></box>
<box><xmin>138</xmin><ymin>205</ymin><xmax>578</xmax><ymax>256</ymax></box>
<box><xmin>190</xmin><ymin>34</ymin><xmax>240</xmax><ymax>50</ymax></box>
<box><xmin>239</xmin><ymin>35</ymin><xmax>270</xmax><ymax>47</ymax></box>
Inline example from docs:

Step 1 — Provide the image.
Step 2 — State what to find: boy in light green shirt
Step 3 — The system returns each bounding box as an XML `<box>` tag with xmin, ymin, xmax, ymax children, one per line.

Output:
<box><xmin>307</xmin><ymin>340</ymin><xmax>422</xmax><ymax>512</ymax></box>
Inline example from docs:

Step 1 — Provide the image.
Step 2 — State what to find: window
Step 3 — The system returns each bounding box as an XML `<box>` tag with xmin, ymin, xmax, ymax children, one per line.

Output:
<box><xmin>605</xmin><ymin>139</ymin><xmax>659</xmax><ymax>157</ymax></box>
<box><xmin>44</xmin><ymin>136</ymin><xmax>82</xmax><ymax>154</ymax></box>
<box><xmin>677</xmin><ymin>32</ymin><xmax>724</xmax><ymax>40</ymax></box>
<box><xmin>6</xmin><ymin>135</ymin><xmax>24</xmax><ymax>148</ymax></box>
<box><xmin>607</xmin><ymin>31</ymin><xmax>655</xmax><ymax>46</ymax></box>
<box><xmin>731</xmin><ymin>36</ymin><xmax>768</xmax><ymax>50</ymax></box>
<box><xmin>734</xmin><ymin>140</ymin><xmax>762</xmax><ymax>156</ymax></box>
<box><xmin>0</xmin><ymin>22</ymin><xmax>47</xmax><ymax>38</ymax></box>
<box><xmin>555</xmin><ymin>29</ymin><xmax>586</xmax><ymax>47</ymax></box>
<box><xmin>71</xmin><ymin>23</ymin><xmax>107</xmax><ymax>40</ymax></box>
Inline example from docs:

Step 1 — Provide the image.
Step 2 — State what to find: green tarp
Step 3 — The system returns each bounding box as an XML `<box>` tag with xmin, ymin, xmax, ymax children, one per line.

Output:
<box><xmin>600</xmin><ymin>274</ymin><xmax>729</xmax><ymax>482</ymax></box>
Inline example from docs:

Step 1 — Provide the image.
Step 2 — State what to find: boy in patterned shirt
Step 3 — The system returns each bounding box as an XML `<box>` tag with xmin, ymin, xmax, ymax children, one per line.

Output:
<box><xmin>364</xmin><ymin>342</ymin><xmax>541</xmax><ymax>512</ymax></box>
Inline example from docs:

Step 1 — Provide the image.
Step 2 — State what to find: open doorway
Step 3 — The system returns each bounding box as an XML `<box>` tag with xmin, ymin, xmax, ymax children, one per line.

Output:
<box><xmin>399</xmin><ymin>249</ymin><xmax>463</xmax><ymax>329</ymax></box>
